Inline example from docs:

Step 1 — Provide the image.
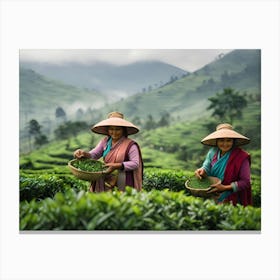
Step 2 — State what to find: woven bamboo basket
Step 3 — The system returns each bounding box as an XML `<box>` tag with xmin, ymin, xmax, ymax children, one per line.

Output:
<box><xmin>68</xmin><ymin>159</ymin><xmax>106</xmax><ymax>182</ymax></box>
<box><xmin>185</xmin><ymin>176</ymin><xmax>221</xmax><ymax>198</ymax></box>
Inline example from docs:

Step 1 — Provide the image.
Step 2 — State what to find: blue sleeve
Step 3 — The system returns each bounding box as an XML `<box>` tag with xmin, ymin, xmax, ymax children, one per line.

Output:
<box><xmin>202</xmin><ymin>148</ymin><xmax>216</xmax><ymax>175</ymax></box>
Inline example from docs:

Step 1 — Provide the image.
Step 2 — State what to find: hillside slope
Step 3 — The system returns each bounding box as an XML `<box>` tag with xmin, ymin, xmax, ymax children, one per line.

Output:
<box><xmin>102</xmin><ymin>49</ymin><xmax>261</xmax><ymax>122</ymax></box>
<box><xmin>19</xmin><ymin>68</ymin><xmax>106</xmax><ymax>125</ymax></box>
<box><xmin>20</xmin><ymin>60</ymin><xmax>188</xmax><ymax>98</ymax></box>
<box><xmin>20</xmin><ymin>49</ymin><xmax>261</xmax><ymax>154</ymax></box>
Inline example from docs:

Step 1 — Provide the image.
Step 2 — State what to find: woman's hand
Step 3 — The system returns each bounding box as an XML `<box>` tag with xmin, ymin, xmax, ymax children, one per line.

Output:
<box><xmin>194</xmin><ymin>168</ymin><xmax>206</xmax><ymax>179</ymax></box>
<box><xmin>207</xmin><ymin>183</ymin><xmax>231</xmax><ymax>193</ymax></box>
<box><xmin>104</xmin><ymin>162</ymin><xmax>123</xmax><ymax>173</ymax></box>
<box><xmin>73</xmin><ymin>149</ymin><xmax>90</xmax><ymax>159</ymax></box>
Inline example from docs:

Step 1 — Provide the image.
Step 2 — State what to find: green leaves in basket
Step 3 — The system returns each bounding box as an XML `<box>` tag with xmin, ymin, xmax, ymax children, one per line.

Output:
<box><xmin>188</xmin><ymin>176</ymin><xmax>212</xmax><ymax>189</ymax></box>
<box><xmin>72</xmin><ymin>159</ymin><xmax>106</xmax><ymax>172</ymax></box>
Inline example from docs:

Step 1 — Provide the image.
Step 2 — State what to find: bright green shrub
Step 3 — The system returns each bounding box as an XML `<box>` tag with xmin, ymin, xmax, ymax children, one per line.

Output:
<box><xmin>251</xmin><ymin>174</ymin><xmax>261</xmax><ymax>207</ymax></box>
<box><xmin>143</xmin><ymin>169</ymin><xmax>261</xmax><ymax>208</ymax></box>
<box><xmin>20</xmin><ymin>188</ymin><xmax>261</xmax><ymax>231</ymax></box>
<box><xmin>20</xmin><ymin>173</ymin><xmax>88</xmax><ymax>202</ymax></box>
<box><xmin>20</xmin><ymin>168</ymin><xmax>261</xmax><ymax>210</ymax></box>
<box><xmin>21</xmin><ymin>167</ymin><xmax>187</xmax><ymax>202</ymax></box>
<box><xmin>143</xmin><ymin>168</ymin><xmax>191</xmax><ymax>192</ymax></box>
<box><xmin>218</xmin><ymin>204</ymin><xmax>261</xmax><ymax>230</ymax></box>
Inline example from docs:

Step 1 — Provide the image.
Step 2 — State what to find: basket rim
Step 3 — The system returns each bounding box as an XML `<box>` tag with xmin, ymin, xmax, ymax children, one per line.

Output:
<box><xmin>185</xmin><ymin>176</ymin><xmax>221</xmax><ymax>192</ymax></box>
<box><xmin>185</xmin><ymin>180</ymin><xmax>212</xmax><ymax>192</ymax></box>
<box><xmin>68</xmin><ymin>159</ymin><xmax>106</xmax><ymax>175</ymax></box>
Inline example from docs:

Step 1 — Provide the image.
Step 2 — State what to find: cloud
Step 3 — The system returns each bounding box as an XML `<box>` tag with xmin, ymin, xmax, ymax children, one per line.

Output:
<box><xmin>20</xmin><ymin>49</ymin><xmax>233</xmax><ymax>72</ymax></box>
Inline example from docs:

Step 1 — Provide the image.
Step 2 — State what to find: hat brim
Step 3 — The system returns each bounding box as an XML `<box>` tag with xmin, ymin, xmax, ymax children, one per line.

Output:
<box><xmin>201</xmin><ymin>129</ymin><xmax>250</xmax><ymax>146</ymax></box>
<box><xmin>91</xmin><ymin>117</ymin><xmax>139</xmax><ymax>135</ymax></box>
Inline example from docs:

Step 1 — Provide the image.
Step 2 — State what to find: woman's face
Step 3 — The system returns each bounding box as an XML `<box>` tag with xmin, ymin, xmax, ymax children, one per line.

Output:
<box><xmin>217</xmin><ymin>138</ymin><xmax>234</xmax><ymax>154</ymax></box>
<box><xmin>108</xmin><ymin>126</ymin><xmax>124</xmax><ymax>142</ymax></box>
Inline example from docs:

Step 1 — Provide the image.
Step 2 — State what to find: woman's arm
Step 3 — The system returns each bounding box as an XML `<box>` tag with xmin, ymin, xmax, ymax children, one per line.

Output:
<box><xmin>104</xmin><ymin>143</ymin><xmax>140</xmax><ymax>173</ymax></box>
<box><xmin>122</xmin><ymin>143</ymin><xmax>140</xmax><ymax>171</ymax></box>
<box><xmin>233</xmin><ymin>158</ymin><xmax>251</xmax><ymax>192</ymax></box>
<box><xmin>89</xmin><ymin>138</ymin><xmax>107</xmax><ymax>159</ymax></box>
<box><xmin>195</xmin><ymin>148</ymin><xmax>216</xmax><ymax>177</ymax></box>
<box><xmin>73</xmin><ymin>138</ymin><xmax>106</xmax><ymax>159</ymax></box>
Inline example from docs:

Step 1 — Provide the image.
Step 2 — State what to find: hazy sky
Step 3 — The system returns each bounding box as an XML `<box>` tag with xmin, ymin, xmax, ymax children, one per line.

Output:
<box><xmin>20</xmin><ymin>49</ymin><xmax>233</xmax><ymax>72</ymax></box>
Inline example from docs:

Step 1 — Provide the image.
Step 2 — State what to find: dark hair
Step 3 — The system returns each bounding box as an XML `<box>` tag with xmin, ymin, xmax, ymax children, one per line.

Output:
<box><xmin>123</xmin><ymin>127</ymin><xmax>128</xmax><ymax>137</ymax></box>
<box><xmin>215</xmin><ymin>138</ymin><xmax>236</xmax><ymax>146</ymax></box>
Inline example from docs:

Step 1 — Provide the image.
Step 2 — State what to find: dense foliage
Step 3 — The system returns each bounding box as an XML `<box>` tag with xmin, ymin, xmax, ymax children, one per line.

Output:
<box><xmin>19</xmin><ymin>146</ymin><xmax>261</xmax><ymax>231</ymax></box>
<box><xmin>20</xmin><ymin>173</ymin><xmax>88</xmax><ymax>202</ymax></box>
<box><xmin>19</xmin><ymin>108</ymin><xmax>261</xmax><ymax>231</ymax></box>
<box><xmin>207</xmin><ymin>88</ymin><xmax>248</xmax><ymax>124</ymax></box>
<box><xmin>20</xmin><ymin>187</ymin><xmax>261</xmax><ymax>231</ymax></box>
<box><xmin>21</xmin><ymin>170</ymin><xmax>261</xmax><ymax>205</ymax></box>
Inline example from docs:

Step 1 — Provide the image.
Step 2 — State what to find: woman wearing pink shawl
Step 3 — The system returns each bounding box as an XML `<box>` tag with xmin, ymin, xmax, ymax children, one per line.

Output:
<box><xmin>73</xmin><ymin>112</ymin><xmax>143</xmax><ymax>192</ymax></box>
<box><xmin>194</xmin><ymin>123</ymin><xmax>252</xmax><ymax>206</ymax></box>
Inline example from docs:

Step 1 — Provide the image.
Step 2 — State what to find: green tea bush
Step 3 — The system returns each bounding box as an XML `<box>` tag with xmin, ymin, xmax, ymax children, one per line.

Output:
<box><xmin>20</xmin><ymin>173</ymin><xmax>88</xmax><ymax>202</ymax></box>
<box><xmin>143</xmin><ymin>169</ymin><xmax>261</xmax><ymax>208</ymax></box>
<box><xmin>218</xmin><ymin>204</ymin><xmax>261</xmax><ymax>230</ymax></box>
<box><xmin>20</xmin><ymin>188</ymin><xmax>261</xmax><ymax>231</ymax></box>
<box><xmin>143</xmin><ymin>168</ymin><xmax>190</xmax><ymax>192</ymax></box>
<box><xmin>20</xmin><ymin>168</ymin><xmax>261</xmax><ymax>210</ymax></box>
<box><xmin>251</xmin><ymin>174</ymin><xmax>261</xmax><ymax>207</ymax></box>
<box><xmin>20</xmin><ymin>168</ymin><xmax>261</xmax><ymax>209</ymax></box>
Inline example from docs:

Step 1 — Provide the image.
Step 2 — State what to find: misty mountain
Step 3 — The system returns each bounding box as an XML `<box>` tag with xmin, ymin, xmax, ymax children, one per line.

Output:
<box><xmin>20</xmin><ymin>60</ymin><xmax>189</xmax><ymax>98</ymax></box>
<box><xmin>102</xmin><ymin>49</ymin><xmax>261</xmax><ymax>122</ymax></box>
<box><xmin>19</xmin><ymin>49</ymin><xmax>260</xmax><ymax>154</ymax></box>
<box><xmin>19</xmin><ymin>68</ymin><xmax>107</xmax><ymax>128</ymax></box>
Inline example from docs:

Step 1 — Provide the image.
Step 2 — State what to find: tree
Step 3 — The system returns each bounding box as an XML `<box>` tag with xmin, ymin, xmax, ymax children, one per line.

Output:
<box><xmin>28</xmin><ymin>119</ymin><xmax>41</xmax><ymax>136</ymax></box>
<box><xmin>34</xmin><ymin>134</ymin><xmax>48</xmax><ymax>148</ymax></box>
<box><xmin>54</xmin><ymin>121</ymin><xmax>88</xmax><ymax>149</ymax></box>
<box><xmin>207</xmin><ymin>88</ymin><xmax>248</xmax><ymax>124</ymax></box>
<box><xmin>144</xmin><ymin>114</ymin><xmax>157</xmax><ymax>130</ymax></box>
<box><xmin>158</xmin><ymin>112</ymin><xmax>170</xmax><ymax>127</ymax></box>
<box><xmin>27</xmin><ymin>119</ymin><xmax>41</xmax><ymax>151</ymax></box>
<box><xmin>27</xmin><ymin>119</ymin><xmax>48</xmax><ymax>151</ymax></box>
<box><xmin>55</xmin><ymin>107</ymin><xmax>67</xmax><ymax>124</ymax></box>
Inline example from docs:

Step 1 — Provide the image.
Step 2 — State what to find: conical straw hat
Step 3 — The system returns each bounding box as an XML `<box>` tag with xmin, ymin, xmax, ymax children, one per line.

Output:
<box><xmin>91</xmin><ymin>112</ymin><xmax>139</xmax><ymax>135</ymax></box>
<box><xmin>201</xmin><ymin>123</ymin><xmax>250</xmax><ymax>146</ymax></box>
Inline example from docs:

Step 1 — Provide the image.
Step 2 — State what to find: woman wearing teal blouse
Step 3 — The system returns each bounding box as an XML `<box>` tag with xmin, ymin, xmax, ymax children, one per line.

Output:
<box><xmin>195</xmin><ymin>123</ymin><xmax>252</xmax><ymax>206</ymax></box>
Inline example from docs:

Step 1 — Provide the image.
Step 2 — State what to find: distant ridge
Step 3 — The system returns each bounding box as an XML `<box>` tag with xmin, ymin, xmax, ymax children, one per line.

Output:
<box><xmin>20</xmin><ymin>60</ymin><xmax>189</xmax><ymax>98</ymax></box>
<box><xmin>102</xmin><ymin>49</ymin><xmax>261</xmax><ymax>122</ymax></box>
<box><xmin>19</xmin><ymin>67</ymin><xmax>106</xmax><ymax>127</ymax></box>
<box><xmin>19</xmin><ymin>49</ymin><xmax>260</xmax><ymax>131</ymax></box>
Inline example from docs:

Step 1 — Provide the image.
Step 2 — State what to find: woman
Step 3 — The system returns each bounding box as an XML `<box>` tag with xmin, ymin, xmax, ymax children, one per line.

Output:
<box><xmin>194</xmin><ymin>123</ymin><xmax>252</xmax><ymax>206</ymax></box>
<box><xmin>73</xmin><ymin>112</ymin><xmax>143</xmax><ymax>192</ymax></box>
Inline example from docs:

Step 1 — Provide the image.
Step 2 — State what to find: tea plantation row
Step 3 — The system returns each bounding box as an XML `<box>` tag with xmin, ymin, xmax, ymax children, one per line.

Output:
<box><xmin>20</xmin><ymin>168</ymin><xmax>261</xmax><ymax>206</ymax></box>
<box><xmin>20</xmin><ymin>169</ymin><xmax>261</xmax><ymax>230</ymax></box>
<box><xmin>20</xmin><ymin>187</ymin><xmax>261</xmax><ymax>231</ymax></box>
